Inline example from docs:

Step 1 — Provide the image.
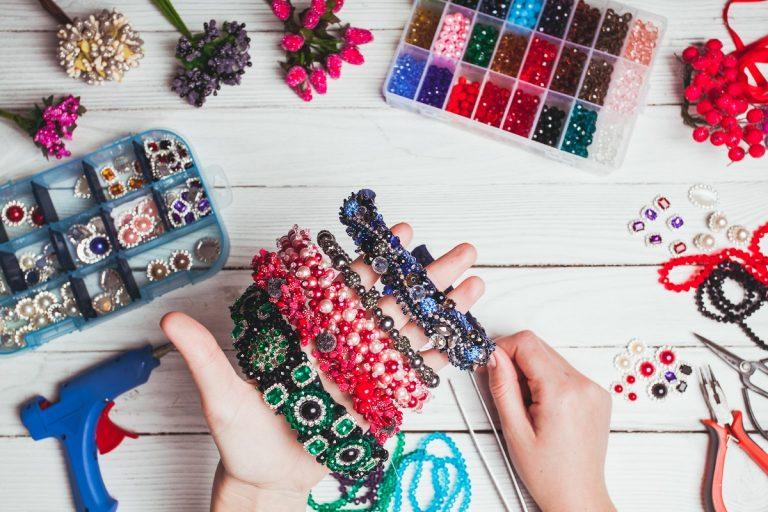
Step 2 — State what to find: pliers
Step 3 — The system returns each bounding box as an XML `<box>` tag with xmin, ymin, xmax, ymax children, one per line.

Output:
<box><xmin>698</xmin><ymin>365</ymin><xmax>768</xmax><ymax>512</ymax></box>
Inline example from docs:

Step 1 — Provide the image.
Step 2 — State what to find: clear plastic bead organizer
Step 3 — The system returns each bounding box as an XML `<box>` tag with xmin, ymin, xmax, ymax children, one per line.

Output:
<box><xmin>0</xmin><ymin>129</ymin><xmax>230</xmax><ymax>355</ymax></box>
<box><xmin>383</xmin><ymin>0</ymin><xmax>667</xmax><ymax>173</ymax></box>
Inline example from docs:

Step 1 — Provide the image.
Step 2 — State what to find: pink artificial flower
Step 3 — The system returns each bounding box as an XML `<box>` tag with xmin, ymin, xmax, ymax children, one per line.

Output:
<box><xmin>344</xmin><ymin>27</ymin><xmax>373</xmax><ymax>46</ymax></box>
<box><xmin>281</xmin><ymin>33</ymin><xmax>305</xmax><ymax>52</ymax></box>
<box><xmin>309</xmin><ymin>68</ymin><xmax>328</xmax><ymax>94</ymax></box>
<box><xmin>333</xmin><ymin>0</ymin><xmax>344</xmax><ymax>13</ymax></box>
<box><xmin>310</xmin><ymin>0</ymin><xmax>327</xmax><ymax>14</ymax></box>
<box><xmin>325</xmin><ymin>53</ymin><xmax>342</xmax><ymax>79</ymax></box>
<box><xmin>285</xmin><ymin>65</ymin><xmax>308</xmax><ymax>87</ymax></box>
<box><xmin>340</xmin><ymin>45</ymin><xmax>365</xmax><ymax>65</ymax></box>
<box><xmin>271</xmin><ymin>0</ymin><xmax>292</xmax><ymax>20</ymax></box>
<box><xmin>302</xmin><ymin>9</ymin><xmax>320</xmax><ymax>29</ymax></box>
<box><xmin>295</xmin><ymin>83</ymin><xmax>313</xmax><ymax>102</ymax></box>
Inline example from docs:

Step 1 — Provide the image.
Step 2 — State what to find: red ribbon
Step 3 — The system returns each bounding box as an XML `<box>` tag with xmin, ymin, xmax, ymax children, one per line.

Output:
<box><xmin>659</xmin><ymin>221</ymin><xmax>768</xmax><ymax>292</ymax></box>
<box><xmin>723</xmin><ymin>0</ymin><xmax>768</xmax><ymax>103</ymax></box>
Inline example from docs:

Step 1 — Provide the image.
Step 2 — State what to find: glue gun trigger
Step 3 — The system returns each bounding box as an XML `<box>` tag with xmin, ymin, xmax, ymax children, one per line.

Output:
<box><xmin>95</xmin><ymin>401</ymin><xmax>138</xmax><ymax>455</ymax></box>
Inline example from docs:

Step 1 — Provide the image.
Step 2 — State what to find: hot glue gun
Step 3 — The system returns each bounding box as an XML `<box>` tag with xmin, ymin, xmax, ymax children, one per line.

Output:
<box><xmin>20</xmin><ymin>343</ymin><xmax>172</xmax><ymax>512</ymax></box>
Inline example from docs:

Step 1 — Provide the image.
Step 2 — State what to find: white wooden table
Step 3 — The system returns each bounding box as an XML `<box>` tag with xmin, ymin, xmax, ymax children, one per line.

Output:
<box><xmin>1</xmin><ymin>1</ymin><xmax>768</xmax><ymax>510</ymax></box>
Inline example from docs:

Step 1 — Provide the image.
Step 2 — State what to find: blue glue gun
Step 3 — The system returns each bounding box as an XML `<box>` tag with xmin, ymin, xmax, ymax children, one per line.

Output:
<box><xmin>20</xmin><ymin>343</ymin><xmax>172</xmax><ymax>512</ymax></box>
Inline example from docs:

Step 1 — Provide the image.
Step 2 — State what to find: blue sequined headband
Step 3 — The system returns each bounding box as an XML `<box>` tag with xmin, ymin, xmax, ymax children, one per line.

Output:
<box><xmin>339</xmin><ymin>189</ymin><xmax>495</xmax><ymax>370</ymax></box>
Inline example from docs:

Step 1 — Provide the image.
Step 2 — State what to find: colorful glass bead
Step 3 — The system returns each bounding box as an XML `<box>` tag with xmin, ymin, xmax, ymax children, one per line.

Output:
<box><xmin>561</xmin><ymin>103</ymin><xmax>597</xmax><ymax>158</ymax></box>
<box><xmin>640</xmin><ymin>206</ymin><xmax>658</xmax><ymax>221</ymax></box>
<box><xmin>550</xmin><ymin>45</ymin><xmax>588</xmax><ymax>96</ymax></box>
<box><xmin>567</xmin><ymin>0</ymin><xmax>601</xmax><ymax>45</ymax></box>
<box><xmin>623</xmin><ymin>19</ymin><xmax>660</xmax><ymax>66</ymax></box>
<box><xmin>507</xmin><ymin>0</ymin><xmax>543</xmax><ymax>28</ymax></box>
<box><xmin>669</xmin><ymin>240</ymin><xmax>687</xmax><ymax>255</ymax></box>
<box><xmin>519</xmin><ymin>36</ymin><xmax>558</xmax><ymax>87</ymax></box>
<box><xmin>628</xmin><ymin>219</ymin><xmax>645</xmax><ymax>234</ymax></box>
<box><xmin>433</xmin><ymin>12</ymin><xmax>471</xmax><ymax>60</ymax></box>
<box><xmin>479</xmin><ymin>0</ymin><xmax>510</xmax><ymax>19</ymax></box>
<box><xmin>667</xmin><ymin>215</ymin><xmax>684</xmax><ymax>230</ymax></box>
<box><xmin>595</xmin><ymin>8</ymin><xmax>633</xmax><ymax>55</ymax></box>
<box><xmin>502</xmin><ymin>88</ymin><xmax>541</xmax><ymax>137</ymax></box>
<box><xmin>536</xmin><ymin>0</ymin><xmax>574</xmax><ymax>38</ymax></box>
<box><xmin>405</xmin><ymin>6</ymin><xmax>442</xmax><ymax>50</ymax></box>
<box><xmin>463</xmin><ymin>22</ymin><xmax>499</xmax><ymax>68</ymax></box>
<box><xmin>473</xmin><ymin>81</ymin><xmax>512</xmax><ymax>127</ymax></box>
<box><xmin>387</xmin><ymin>53</ymin><xmax>427</xmax><ymax>100</ymax></box>
<box><xmin>532</xmin><ymin>104</ymin><xmax>567</xmax><ymax>147</ymax></box>
<box><xmin>445</xmin><ymin>75</ymin><xmax>481</xmax><ymax>118</ymax></box>
<box><xmin>645</xmin><ymin>233</ymin><xmax>662</xmax><ymax>246</ymax></box>
<box><xmin>416</xmin><ymin>63</ymin><xmax>454</xmax><ymax>108</ymax></box>
<box><xmin>579</xmin><ymin>56</ymin><xmax>614</xmax><ymax>106</ymax></box>
<box><xmin>100</xmin><ymin>167</ymin><xmax>117</xmax><ymax>182</ymax></box>
<box><xmin>491</xmin><ymin>31</ymin><xmax>528</xmax><ymax>77</ymax></box>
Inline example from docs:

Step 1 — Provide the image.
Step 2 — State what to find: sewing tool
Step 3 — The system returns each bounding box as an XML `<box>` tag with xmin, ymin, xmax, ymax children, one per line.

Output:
<box><xmin>20</xmin><ymin>343</ymin><xmax>173</xmax><ymax>512</ymax></box>
<box><xmin>698</xmin><ymin>365</ymin><xmax>768</xmax><ymax>512</ymax></box>
<box><xmin>694</xmin><ymin>333</ymin><xmax>768</xmax><ymax>441</ymax></box>
<box><xmin>449</xmin><ymin>378</ymin><xmax>515</xmax><ymax>512</ymax></box>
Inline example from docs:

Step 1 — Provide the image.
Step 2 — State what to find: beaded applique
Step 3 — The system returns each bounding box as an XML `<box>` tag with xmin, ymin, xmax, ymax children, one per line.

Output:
<box><xmin>338</xmin><ymin>189</ymin><xmax>495</xmax><ymax>370</ymax></box>
<box><xmin>230</xmin><ymin>285</ymin><xmax>387</xmax><ymax>478</ymax></box>
<box><xmin>316</xmin><ymin>230</ymin><xmax>440</xmax><ymax>389</ymax></box>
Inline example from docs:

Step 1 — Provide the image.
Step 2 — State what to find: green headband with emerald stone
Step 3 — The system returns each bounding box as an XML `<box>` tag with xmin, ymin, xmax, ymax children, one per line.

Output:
<box><xmin>230</xmin><ymin>284</ymin><xmax>388</xmax><ymax>478</ymax></box>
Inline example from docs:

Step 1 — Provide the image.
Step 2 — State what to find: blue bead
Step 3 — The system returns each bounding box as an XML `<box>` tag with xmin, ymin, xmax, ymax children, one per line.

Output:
<box><xmin>387</xmin><ymin>53</ymin><xmax>427</xmax><ymax>99</ymax></box>
<box><xmin>89</xmin><ymin>236</ymin><xmax>110</xmax><ymax>256</ymax></box>
<box><xmin>416</xmin><ymin>63</ymin><xmax>454</xmax><ymax>108</ymax></box>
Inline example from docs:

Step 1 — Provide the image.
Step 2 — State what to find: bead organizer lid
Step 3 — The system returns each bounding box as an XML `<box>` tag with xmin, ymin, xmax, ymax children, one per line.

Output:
<box><xmin>383</xmin><ymin>0</ymin><xmax>667</xmax><ymax>173</ymax></box>
<box><xmin>0</xmin><ymin>129</ymin><xmax>230</xmax><ymax>355</ymax></box>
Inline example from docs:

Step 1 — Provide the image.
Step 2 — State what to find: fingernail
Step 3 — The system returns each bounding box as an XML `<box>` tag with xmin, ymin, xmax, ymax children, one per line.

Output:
<box><xmin>487</xmin><ymin>352</ymin><xmax>497</xmax><ymax>369</ymax></box>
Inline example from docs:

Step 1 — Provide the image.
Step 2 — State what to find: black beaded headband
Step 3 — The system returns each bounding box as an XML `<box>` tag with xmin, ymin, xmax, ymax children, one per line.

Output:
<box><xmin>338</xmin><ymin>189</ymin><xmax>495</xmax><ymax>370</ymax></box>
<box><xmin>230</xmin><ymin>285</ymin><xmax>388</xmax><ymax>478</ymax></box>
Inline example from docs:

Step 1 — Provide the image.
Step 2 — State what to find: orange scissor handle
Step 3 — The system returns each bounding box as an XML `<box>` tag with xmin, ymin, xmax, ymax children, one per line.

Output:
<box><xmin>729</xmin><ymin>410</ymin><xmax>768</xmax><ymax>474</ymax></box>
<box><xmin>702</xmin><ymin>418</ymin><xmax>729</xmax><ymax>512</ymax></box>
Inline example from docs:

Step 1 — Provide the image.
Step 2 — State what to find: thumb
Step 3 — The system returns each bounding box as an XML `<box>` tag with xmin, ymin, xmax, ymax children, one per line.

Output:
<box><xmin>160</xmin><ymin>311</ymin><xmax>242</xmax><ymax>415</ymax></box>
<box><xmin>487</xmin><ymin>350</ymin><xmax>534</xmax><ymax>443</ymax></box>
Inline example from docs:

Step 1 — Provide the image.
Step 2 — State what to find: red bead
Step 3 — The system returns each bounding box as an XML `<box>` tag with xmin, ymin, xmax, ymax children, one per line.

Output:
<box><xmin>625</xmin><ymin>375</ymin><xmax>636</xmax><ymax>384</ymax></box>
<box><xmin>627</xmin><ymin>392</ymin><xmax>638</xmax><ymax>401</ymax></box>
<box><xmin>473</xmin><ymin>82</ymin><xmax>512</xmax><ymax>128</ymax></box>
<box><xmin>658</xmin><ymin>349</ymin><xmax>675</xmax><ymax>365</ymax></box>
<box><xmin>613</xmin><ymin>384</ymin><xmax>624</xmax><ymax>394</ymax></box>
<box><xmin>5</xmin><ymin>204</ymin><xmax>24</xmax><ymax>223</ymax></box>
<box><xmin>639</xmin><ymin>361</ymin><xmax>655</xmax><ymax>377</ymax></box>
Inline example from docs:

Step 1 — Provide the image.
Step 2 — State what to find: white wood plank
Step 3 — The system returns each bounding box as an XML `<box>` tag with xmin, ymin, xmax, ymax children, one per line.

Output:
<box><xmin>2</xmin><ymin>340</ymin><xmax>763</xmax><ymax>435</ymax></box>
<box><xmin>3</xmin><ymin>107</ymin><xmax>768</xmax><ymax>194</ymax></box>
<box><xmin>8</xmin><ymin>265</ymin><xmax>767</xmax><ymax>352</ymax></box>
<box><xmin>1</xmin><ymin>432</ymin><xmax>765</xmax><ymax>511</ymax></box>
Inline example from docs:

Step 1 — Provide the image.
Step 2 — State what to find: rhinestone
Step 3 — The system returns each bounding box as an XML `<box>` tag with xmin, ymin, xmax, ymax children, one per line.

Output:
<box><xmin>371</xmin><ymin>256</ymin><xmax>388</xmax><ymax>274</ymax></box>
<box><xmin>315</xmin><ymin>331</ymin><xmax>337</xmax><ymax>353</ymax></box>
<box><xmin>194</xmin><ymin>237</ymin><xmax>221</xmax><ymax>264</ymax></box>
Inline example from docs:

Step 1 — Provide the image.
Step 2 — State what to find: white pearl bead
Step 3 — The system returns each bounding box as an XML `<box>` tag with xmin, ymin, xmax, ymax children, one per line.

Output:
<box><xmin>347</xmin><ymin>332</ymin><xmax>360</xmax><ymax>346</ymax></box>
<box><xmin>343</xmin><ymin>308</ymin><xmax>357</xmax><ymax>322</ymax></box>
<box><xmin>372</xmin><ymin>362</ymin><xmax>385</xmax><ymax>377</ymax></box>
<box><xmin>319</xmin><ymin>299</ymin><xmax>333</xmax><ymax>314</ymax></box>
<box><xmin>395</xmin><ymin>387</ymin><xmax>409</xmax><ymax>402</ymax></box>
<box><xmin>370</xmin><ymin>340</ymin><xmax>383</xmax><ymax>354</ymax></box>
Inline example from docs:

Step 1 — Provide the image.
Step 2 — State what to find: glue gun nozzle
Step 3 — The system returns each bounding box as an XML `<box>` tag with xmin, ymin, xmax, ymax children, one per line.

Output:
<box><xmin>152</xmin><ymin>343</ymin><xmax>174</xmax><ymax>359</ymax></box>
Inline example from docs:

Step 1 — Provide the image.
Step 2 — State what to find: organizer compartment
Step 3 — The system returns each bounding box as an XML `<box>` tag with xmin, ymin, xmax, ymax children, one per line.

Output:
<box><xmin>0</xmin><ymin>182</ymin><xmax>46</xmax><ymax>243</ymax></box>
<box><xmin>383</xmin><ymin>0</ymin><xmax>666</xmax><ymax>172</ymax></box>
<box><xmin>0</xmin><ymin>129</ymin><xmax>229</xmax><ymax>355</ymax></box>
<box><xmin>84</xmin><ymin>137</ymin><xmax>148</xmax><ymax>203</ymax></box>
<box><xmin>108</xmin><ymin>192</ymin><xmax>165</xmax><ymax>250</ymax></box>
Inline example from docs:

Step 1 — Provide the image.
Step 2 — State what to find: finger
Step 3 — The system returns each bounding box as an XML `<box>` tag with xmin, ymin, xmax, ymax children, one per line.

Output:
<box><xmin>160</xmin><ymin>312</ymin><xmax>242</xmax><ymax>414</ymax></box>
<box><xmin>379</xmin><ymin>243</ymin><xmax>480</xmax><ymax>331</ymax></box>
<box><xmin>349</xmin><ymin>223</ymin><xmax>413</xmax><ymax>289</ymax></box>
<box><xmin>410</xmin><ymin>276</ymin><xmax>486</xmax><ymax>371</ymax></box>
<box><xmin>496</xmin><ymin>331</ymin><xmax>566</xmax><ymax>396</ymax></box>
<box><xmin>486</xmin><ymin>350</ymin><xmax>535</xmax><ymax>443</ymax></box>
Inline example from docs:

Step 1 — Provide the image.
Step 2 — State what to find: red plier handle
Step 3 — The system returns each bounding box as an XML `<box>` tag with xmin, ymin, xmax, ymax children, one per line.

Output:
<box><xmin>702</xmin><ymin>410</ymin><xmax>768</xmax><ymax>512</ymax></box>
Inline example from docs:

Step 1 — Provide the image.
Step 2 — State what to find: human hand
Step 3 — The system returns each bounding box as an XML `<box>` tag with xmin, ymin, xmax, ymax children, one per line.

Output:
<box><xmin>486</xmin><ymin>331</ymin><xmax>615</xmax><ymax>512</ymax></box>
<box><xmin>160</xmin><ymin>223</ymin><xmax>485</xmax><ymax>511</ymax></box>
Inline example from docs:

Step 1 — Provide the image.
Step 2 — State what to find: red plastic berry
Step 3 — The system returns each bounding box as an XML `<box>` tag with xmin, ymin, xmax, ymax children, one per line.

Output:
<box><xmin>694</xmin><ymin>73</ymin><xmax>711</xmax><ymax>89</ymax></box>
<box><xmin>749</xmin><ymin>144</ymin><xmax>766</xmax><ymax>158</ymax></box>
<box><xmin>693</xmin><ymin>126</ymin><xmax>709</xmax><ymax>142</ymax></box>
<box><xmin>729</xmin><ymin>146</ymin><xmax>746</xmax><ymax>161</ymax></box>
<box><xmin>747</xmin><ymin>108</ymin><xmax>765</xmax><ymax>124</ymax></box>
<box><xmin>706</xmin><ymin>39</ymin><xmax>723</xmax><ymax>51</ymax></box>
<box><xmin>721</xmin><ymin>116</ymin><xmax>738</xmax><ymax>131</ymax></box>
<box><xmin>727</xmin><ymin>82</ymin><xmax>743</xmax><ymax>97</ymax></box>
<box><xmin>745</xmin><ymin>127</ymin><xmax>763</xmax><ymax>145</ymax></box>
<box><xmin>685</xmin><ymin>85</ymin><xmax>702</xmax><ymax>102</ymax></box>
<box><xmin>726</xmin><ymin>132</ymin><xmax>741</xmax><ymax>147</ymax></box>
<box><xmin>696</xmin><ymin>100</ymin><xmax>713</xmax><ymax>115</ymax></box>
<box><xmin>682</xmin><ymin>46</ymin><xmax>699</xmax><ymax>62</ymax></box>
<box><xmin>710</xmin><ymin>131</ymin><xmax>726</xmax><ymax>146</ymax></box>
<box><xmin>724</xmin><ymin>69</ymin><xmax>739</xmax><ymax>82</ymax></box>
<box><xmin>734</xmin><ymin>99</ymin><xmax>749</xmax><ymax>114</ymax></box>
<box><xmin>705</xmin><ymin>110</ymin><xmax>723</xmax><ymax>125</ymax></box>
<box><xmin>723</xmin><ymin>54</ymin><xmax>738</xmax><ymax>68</ymax></box>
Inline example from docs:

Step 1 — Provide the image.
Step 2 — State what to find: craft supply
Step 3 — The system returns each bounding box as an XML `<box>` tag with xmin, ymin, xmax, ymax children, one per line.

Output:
<box><xmin>231</xmin><ymin>285</ymin><xmax>387</xmax><ymax>477</ymax></box>
<box><xmin>727</xmin><ymin>225</ymin><xmax>750</xmax><ymax>245</ymax></box>
<box><xmin>695</xmin><ymin>333</ymin><xmax>768</xmax><ymax>441</ymax></box>
<box><xmin>150</xmin><ymin>0</ymin><xmax>251</xmax><ymax>107</ymax></box>
<box><xmin>466</xmin><ymin>374</ymin><xmax>530</xmax><ymax>512</ymax></box>
<box><xmin>609</xmin><ymin>339</ymin><xmax>689</xmax><ymax>402</ymax></box>
<box><xmin>384</xmin><ymin>0</ymin><xmax>666</xmax><ymax>171</ymax></box>
<box><xmin>708</xmin><ymin>211</ymin><xmax>728</xmax><ymax>232</ymax></box>
<box><xmin>697</xmin><ymin>365</ymin><xmax>768</xmax><ymax>512</ymax></box>
<box><xmin>20</xmin><ymin>343</ymin><xmax>171</xmax><ymax>512</ymax></box>
<box><xmin>266</xmin><ymin>0</ymin><xmax>371</xmax><ymax>101</ymax></box>
<box><xmin>688</xmin><ymin>184</ymin><xmax>719</xmax><ymax>209</ymax></box>
<box><xmin>681</xmin><ymin>1</ymin><xmax>768</xmax><ymax>162</ymax></box>
<box><xmin>0</xmin><ymin>95</ymin><xmax>85</xmax><ymax>160</ymax></box>
<box><xmin>339</xmin><ymin>190</ymin><xmax>495</xmax><ymax>370</ymax></box>
<box><xmin>317</xmin><ymin>230</ymin><xmax>440</xmax><ymax>389</ymax></box>
<box><xmin>449</xmin><ymin>379</ymin><xmax>512</xmax><ymax>512</ymax></box>
<box><xmin>391</xmin><ymin>432</ymin><xmax>472</xmax><ymax>512</ymax></box>
<box><xmin>0</xmin><ymin>129</ymin><xmax>229</xmax><ymax>355</ymax></box>
<box><xmin>55</xmin><ymin>9</ymin><xmax>144</xmax><ymax>84</ymax></box>
<box><xmin>251</xmin><ymin>247</ymin><xmax>416</xmax><ymax>443</ymax></box>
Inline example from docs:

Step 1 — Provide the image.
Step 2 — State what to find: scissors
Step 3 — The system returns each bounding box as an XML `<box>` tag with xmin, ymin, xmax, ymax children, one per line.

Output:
<box><xmin>694</xmin><ymin>333</ymin><xmax>768</xmax><ymax>441</ymax></box>
<box><xmin>698</xmin><ymin>365</ymin><xmax>768</xmax><ymax>512</ymax></box>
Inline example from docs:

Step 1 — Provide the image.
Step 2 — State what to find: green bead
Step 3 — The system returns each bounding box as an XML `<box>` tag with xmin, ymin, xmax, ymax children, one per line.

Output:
<box><xmin>305</xmin><ymin>436</ymin><xmax>328</xmax><ymax>456</ymax></box>
<box><xmin>264</xmin><ymin>384</ymin><xmax>287</xmax><ymax>408</ymax></box>
<box><xmin>333</xmin><ymin>415</ymin><xmax>355</xmax><ymax>437</ymax></box>
<box><xmin>292</xmin><ymin>363</ymin><xmax>315</xmax><ymax>386</ymax></box>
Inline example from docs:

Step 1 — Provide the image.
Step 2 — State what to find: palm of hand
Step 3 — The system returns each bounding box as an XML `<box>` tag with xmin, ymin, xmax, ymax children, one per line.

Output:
<box><xmin>160</xmin><ymin>223</ymin><xmax>484</xmax><ymax>497</ymax></box>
